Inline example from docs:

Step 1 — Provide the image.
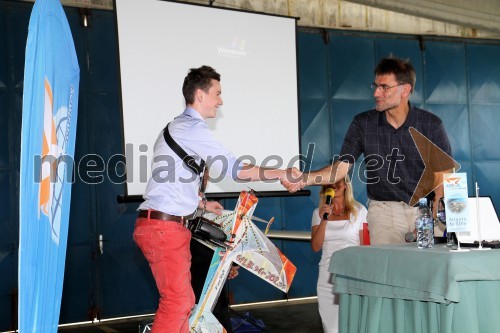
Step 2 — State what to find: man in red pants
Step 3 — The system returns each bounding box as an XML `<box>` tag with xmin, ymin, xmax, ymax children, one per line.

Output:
<box><xmin>134</xmin><ymin>65</ymin><xmax>297</xmax><ymax>333</ymax></box>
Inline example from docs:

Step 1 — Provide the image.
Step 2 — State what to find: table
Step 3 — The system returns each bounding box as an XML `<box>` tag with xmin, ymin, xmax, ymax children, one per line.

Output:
<box><xmin>329</xmin><ymin>244</ymin><xmax>500</xmax><ymax>333</ymax></box>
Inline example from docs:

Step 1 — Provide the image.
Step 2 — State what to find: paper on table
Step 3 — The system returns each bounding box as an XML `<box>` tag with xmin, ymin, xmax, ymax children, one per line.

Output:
<box><xmin>456</xmin><ymin>197</ymin><xmax>500</xmax><ymax>243</ymax></box>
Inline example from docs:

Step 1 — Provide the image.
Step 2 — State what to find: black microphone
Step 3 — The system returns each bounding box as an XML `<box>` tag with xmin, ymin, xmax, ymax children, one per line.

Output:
<box><xmin>323</xmin><ymin>188</ymin><xmax>335</xmax><ymax>220</ymax></box>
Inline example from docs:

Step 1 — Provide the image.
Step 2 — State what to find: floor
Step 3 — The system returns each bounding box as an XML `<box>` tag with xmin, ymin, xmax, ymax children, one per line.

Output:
<box><xmin>57</xmin><ymin>298</ymin><xmax>323</xmax><ymax>333</ymax></box>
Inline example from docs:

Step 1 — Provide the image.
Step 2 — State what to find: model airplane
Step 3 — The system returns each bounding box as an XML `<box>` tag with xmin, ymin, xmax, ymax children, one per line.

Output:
<box><xmin>188</xmin><ymin>190</ymin><xmax>297</xmax><ymax>332</ymax></box>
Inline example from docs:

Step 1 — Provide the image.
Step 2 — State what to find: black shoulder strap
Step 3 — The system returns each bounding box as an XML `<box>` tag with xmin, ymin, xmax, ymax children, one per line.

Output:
<box><xmin>163</xmin><ymin>123</ymin><xmax>206</xmax><ymax>176</ymax></box>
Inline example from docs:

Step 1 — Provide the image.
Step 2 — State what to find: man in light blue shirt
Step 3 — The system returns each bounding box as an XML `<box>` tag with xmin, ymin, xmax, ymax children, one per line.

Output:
<box><xmin>133</xmin><ymin>66</ymin><xmax>295</xmax><ymax>333</ymax></box>
<box><xmin>138</xmin><ymin>106</ymin><xmax>239</xmax><ymax>216</ymax></box>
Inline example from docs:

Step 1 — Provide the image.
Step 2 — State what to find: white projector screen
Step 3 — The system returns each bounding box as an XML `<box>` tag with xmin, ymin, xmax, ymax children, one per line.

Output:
<box><xmin>115</xmin><ymin>0</ymin><xmax>300</xmax><ymax>197</ymax></box>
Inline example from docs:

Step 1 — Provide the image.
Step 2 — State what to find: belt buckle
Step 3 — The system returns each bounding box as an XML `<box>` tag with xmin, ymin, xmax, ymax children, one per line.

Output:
<box><xmin>138</xmin><ymin>210</ymin><xmax>149</xmax><ymax>219</ymax></box>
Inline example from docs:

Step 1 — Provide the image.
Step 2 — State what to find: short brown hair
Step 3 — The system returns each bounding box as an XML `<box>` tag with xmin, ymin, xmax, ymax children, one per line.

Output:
<box><xmin>375</xmin><ymin>56</ymin><xmax>416</xmax><ymax>92</ymax></box>
<box><xmin>182</xmin><ymin>66</ymin><xmax>221</xmax><ymax>104</ymax></box>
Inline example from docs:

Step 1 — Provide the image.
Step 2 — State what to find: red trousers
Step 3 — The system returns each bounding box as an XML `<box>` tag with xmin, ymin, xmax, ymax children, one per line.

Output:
<box><xmin>134</xmin><ymin>217</ymin><xmax>194</xmax><ymax>333</ymax></box>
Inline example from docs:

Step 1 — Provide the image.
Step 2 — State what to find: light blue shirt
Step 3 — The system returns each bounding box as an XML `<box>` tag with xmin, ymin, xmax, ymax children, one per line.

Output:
<box><xmin>139</xmin><ymin>107</ymin><xmax>242</xmax><ymax>216</ymax></box>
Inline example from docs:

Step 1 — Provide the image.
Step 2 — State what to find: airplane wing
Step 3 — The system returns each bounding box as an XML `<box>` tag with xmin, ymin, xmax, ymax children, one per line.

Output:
<box><xmin>231</xmin><ymin>215</ymin><xmax>296</xmax><ymax>292</ymax></box>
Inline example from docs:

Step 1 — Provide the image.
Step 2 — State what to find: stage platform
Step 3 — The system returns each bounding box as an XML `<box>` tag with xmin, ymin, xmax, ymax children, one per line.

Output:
<box><xmin>57</xmin><ymin>298</ymin><xmax>323</xmax><ymax>333</ymax></box>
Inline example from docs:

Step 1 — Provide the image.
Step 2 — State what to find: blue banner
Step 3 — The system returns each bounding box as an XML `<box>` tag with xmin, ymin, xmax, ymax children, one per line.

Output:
<box><xmin>19</xmin><ymin>0</ymin><xmax>80</xmax><ymax>331</ymax></box>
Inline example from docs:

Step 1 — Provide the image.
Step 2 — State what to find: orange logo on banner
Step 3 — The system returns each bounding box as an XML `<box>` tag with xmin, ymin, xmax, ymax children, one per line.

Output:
<box><xmin>39</xmin><ymin>78</ymin><xmax>57</xmax><ymax>217</ymax></box>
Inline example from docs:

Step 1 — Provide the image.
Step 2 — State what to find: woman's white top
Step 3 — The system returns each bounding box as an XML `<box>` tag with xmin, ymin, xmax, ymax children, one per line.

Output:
<box><xmin>311</xmin><ymin>203</ymin><xmax>368</xmax><ymax>267</ymax></box>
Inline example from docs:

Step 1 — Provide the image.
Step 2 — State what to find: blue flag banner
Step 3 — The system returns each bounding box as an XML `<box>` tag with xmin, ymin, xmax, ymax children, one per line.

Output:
<box><xmin>19</xmin><ymin>0</ymin><xmax>80</xmax><ymax>331</ymax></box>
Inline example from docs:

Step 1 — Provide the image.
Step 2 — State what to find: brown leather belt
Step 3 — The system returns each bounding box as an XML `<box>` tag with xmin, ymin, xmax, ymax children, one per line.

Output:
<box><xmin>138</xmin><ymin>210</ymin><xmax>183</xmax><ymax>223</ymax></box>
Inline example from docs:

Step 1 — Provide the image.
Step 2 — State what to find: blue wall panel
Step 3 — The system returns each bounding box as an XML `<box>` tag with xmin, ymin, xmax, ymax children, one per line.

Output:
<box><xmin>427</xmin><ymin>104</ymin><xmax>470</xmax><ymax>161</ymax></box>
<box><xmin>298</xmin><ymin>31</ymin><xmax>330</xmax><ymax>168</ymax></box>
<box><xmin>470</xmin><ymin>105</ymin><xmax>500</xmax><ymax>208</ymax></box>
<box><xmin>467</xmin><ymin>44</ymin><xmax>500</xmax><ymax>207</ymax></box>
<box><xmin>253</xmin><ymin>197</ymin><xmax>283</xmax><ymax>227</ymax></box>
<box><xmin>56</xmin><ymin>6</ymin><xmax>98</xmax><ymax>325</ymax></box>
<box><xmin>424</xmin><ymin>40</ymin><xmax>470</xmax><ymax>188</ymax></box>
<box><xmin>284</xmin><ymin>242</ymin><xmax>319</xmax><ymax>298</ymax></box>
<box><xmin>88</xmin><ymin>10</ymin><xmax>119</xmax><ymax>93</ymax></box>
<box><xmin>0</xmin><ymin>2</ymin><xmax>31</xmax><ymax>330</ymax></box>
<box><xmin>468</xmin><ymin>44</ymin><xmax>500</xmax><ymax>104</ymax></box>
<box><xmin>424</xmin><ymin>42</ymin><xmax>468</xmax><ymax>104</ymax></box>
<box><xmin>328</xmin><ymin>34</ymin><xmax>381</xmax><ymax>204</ymax></box>
<box><xmin>0</xmin><ymin>92</ymin><xmax>7</xmax><ymax>168</ymax></box>
<box><xmin>300</xmin><ymin>100</ymin><xmax>332</xmax><ymax>166</ymax></box>
<box><xmin>283</xmin><ymin>195</ymin><xmax>316</xmax><ymax>231</ymax></box>
<box><xmin>329</xmin><ymin>34</ymin><xmax>374</xmax><ymax>101</ymax></box>
<box><xmin>298</xmin><ymin>32</ymin><xmax>328</xmax><ymax>100</ymax></box>
<box><xmin>0</xmin><ymin>6</ymin><xmax>5</xmax><ymax>90</ymax></box>
<box><xmin>470</xmin><ymin>105</ymin><xmax>500</xmax><ymax>161</ymax></box>
<box><xmin>474</xmin><ymin>162</ymin><xmax>500</xmax><ymax>209</ymax></box>
<box><xmin>7</xmin><ymin>5</ymin><xmax>29</xmax><ymax>89</ymax></box>
<box><xmin>330</xmin><ymin>99</ymin><xmax>375</xmax><ymax>155</ymax></box>
<box><xmin>0</xmin><ymin>172</ymin><xmax>13</xmax><ymax>330</ymax></box>
<box><xmin>0</xmin><ymin>5</ymin><xmax>7</xmax><ymax>180</ymax></box>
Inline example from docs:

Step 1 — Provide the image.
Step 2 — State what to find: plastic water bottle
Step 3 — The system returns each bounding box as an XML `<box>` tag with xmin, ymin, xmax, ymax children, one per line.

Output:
<box><xmin>416</xmin><ymin>198</ymin><xmax>434</xmax><ymax>249</ymax></box>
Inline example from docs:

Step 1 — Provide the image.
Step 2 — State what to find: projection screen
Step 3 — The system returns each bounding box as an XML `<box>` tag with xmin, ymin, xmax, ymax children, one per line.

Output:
<box><xmin>115</xmin><ymin>0</ymin><xmax>300</xmax><ymax>196</ymax></box>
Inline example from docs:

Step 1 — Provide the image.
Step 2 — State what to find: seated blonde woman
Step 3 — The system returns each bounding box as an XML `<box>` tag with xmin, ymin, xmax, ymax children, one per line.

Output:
<box><xmin>311</xmin><ymin>175</ymin><xmax>367</xmax><ymax>333</ymax></box>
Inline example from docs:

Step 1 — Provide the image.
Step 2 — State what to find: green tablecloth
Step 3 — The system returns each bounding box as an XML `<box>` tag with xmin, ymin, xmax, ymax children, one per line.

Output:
<box><xmin>329</xmin><ymin>244</ymin><xmax>500</xmax><ymax>333</ymax></box>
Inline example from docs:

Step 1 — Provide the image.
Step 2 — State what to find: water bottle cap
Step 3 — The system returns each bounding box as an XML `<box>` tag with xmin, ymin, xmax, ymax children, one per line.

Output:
<box><xmin>419</xmin><ymin>198</ymin><xmax>427</xmax><ymax>205</ymax></box>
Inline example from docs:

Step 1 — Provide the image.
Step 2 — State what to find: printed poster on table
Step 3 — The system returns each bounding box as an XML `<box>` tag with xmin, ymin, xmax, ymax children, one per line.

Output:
<box><xmin>443</xmin><ymin>173</ymin><xmax>469</xmax><ymax>232</ymax></box>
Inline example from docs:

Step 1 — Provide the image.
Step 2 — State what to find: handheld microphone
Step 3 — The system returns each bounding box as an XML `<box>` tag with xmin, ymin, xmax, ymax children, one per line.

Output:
<box><xmin>323</xmin><ymin>188</ymin><xmax>335</xmax><ymax>220</ymax></box>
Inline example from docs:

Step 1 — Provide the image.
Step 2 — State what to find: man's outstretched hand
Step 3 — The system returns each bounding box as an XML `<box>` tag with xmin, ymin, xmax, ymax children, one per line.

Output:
<box><xmin>280</xmin><ymin>167</ymin><xmax>306</xmax><ymax>193</ymax></box>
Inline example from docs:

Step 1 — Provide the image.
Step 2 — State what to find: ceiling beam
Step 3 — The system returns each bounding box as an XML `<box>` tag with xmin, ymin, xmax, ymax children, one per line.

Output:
<box><xmin>345</xmin><ymin>0</ymin><xmax>500</xmax><ymax>34</ymax></box>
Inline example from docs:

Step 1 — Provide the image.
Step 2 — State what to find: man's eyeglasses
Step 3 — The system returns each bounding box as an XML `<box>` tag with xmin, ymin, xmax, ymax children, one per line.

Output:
<box><xmin>370</xmin><ymin>82</ymin><xmax>405</xmax><ymax>93</ymax></box>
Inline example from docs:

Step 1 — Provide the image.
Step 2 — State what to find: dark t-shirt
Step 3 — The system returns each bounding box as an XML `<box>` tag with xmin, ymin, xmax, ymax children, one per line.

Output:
<box><xmin>339</xmin><ymin>104</ymin><xmax>452</xmax><ymax>204</ymax></box>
